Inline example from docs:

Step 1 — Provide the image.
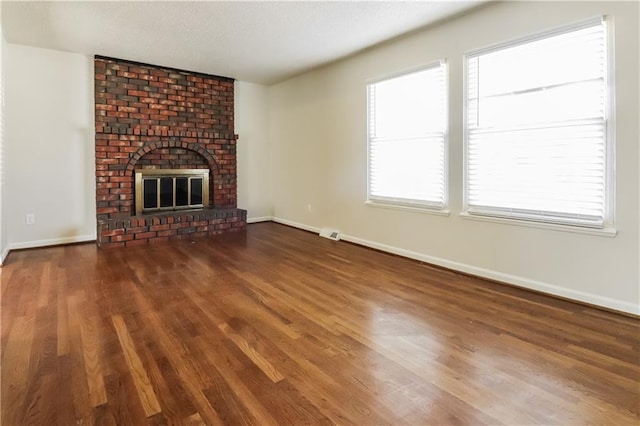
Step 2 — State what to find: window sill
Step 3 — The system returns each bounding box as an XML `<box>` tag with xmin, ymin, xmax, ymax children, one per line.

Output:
<box><xmin>365</xmin><ymin>200</ymin><xmax>450</xmax><ymax>217</ymax></box>
<box><xmin>459</xmin><ymin>212</ymin><xmax>617</xmax><ymax>237</ymax></box>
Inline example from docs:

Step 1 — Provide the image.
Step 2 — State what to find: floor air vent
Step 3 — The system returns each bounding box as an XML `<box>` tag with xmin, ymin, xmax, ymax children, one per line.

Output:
<box><xmin>319</xmin><ymin>228</ymin><xmax>341</xmax><ymax>241</ymax></box>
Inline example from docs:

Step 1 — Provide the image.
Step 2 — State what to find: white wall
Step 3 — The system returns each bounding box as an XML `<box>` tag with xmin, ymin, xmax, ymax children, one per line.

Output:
<box><xmin>5</xmin><ymin>44</ymin><xmax>95</xmax><ymax>249</ymax></box>
<box><xmin>235</xmin><ymin>81</ymin><xmax>272</xmax><ymax>220</ymax></box>
<box><xmin>269</xmin><ymin>1</ymin><xmax>640</xmax><ymax>314</ymax></box>
<box><xmin>0</xmin><ymin>24</ymin><xmax>7</xmax><ymax>264</ymax></box>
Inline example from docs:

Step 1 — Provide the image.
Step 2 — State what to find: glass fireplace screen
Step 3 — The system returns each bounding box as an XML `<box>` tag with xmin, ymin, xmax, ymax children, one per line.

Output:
<box><xmin>135</xmin><ymin>169</ymin><xmax>209</xmax><ymax>215</ymax></box>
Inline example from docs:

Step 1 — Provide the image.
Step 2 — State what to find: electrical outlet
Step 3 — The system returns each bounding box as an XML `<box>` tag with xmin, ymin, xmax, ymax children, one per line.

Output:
<box><xmin>25</xmin><ymin>213</ymin><xmax>35</xmax><ymax>225</ymax></box>
<box><xmin>307</xmin><ymin>204</ymin><xmax>312</xmax><ymax>213</ymax></box>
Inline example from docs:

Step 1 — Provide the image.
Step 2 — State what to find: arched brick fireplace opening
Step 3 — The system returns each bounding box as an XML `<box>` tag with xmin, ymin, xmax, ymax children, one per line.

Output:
<box><xmin>128</xmin><ymin>142</ymin><xmax>217</xmax><ymax>211</ymax></box>
<box><xmin>95</xmin><ymin>57</ymin><xmax>246</xmax><ymax>248</ymax></box>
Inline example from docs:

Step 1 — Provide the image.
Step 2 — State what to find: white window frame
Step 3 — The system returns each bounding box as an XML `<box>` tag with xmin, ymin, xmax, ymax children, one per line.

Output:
<box><xmin>462</xmin><ymin>16</ymin><xmax>616</xmax><ymax>235</ymax></box>
<box><xmin>366</xmin><ymin>61</ymin><xmax>449</xmax><ymax>214</ymax></box>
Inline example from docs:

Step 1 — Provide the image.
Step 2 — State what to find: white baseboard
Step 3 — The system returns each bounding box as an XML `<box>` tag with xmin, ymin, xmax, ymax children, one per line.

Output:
<box><xmin>340</xmin><ymin>233</ymin><xmax>639</xmax><ymax>316</ymax></box>
<box><xmin>9</xmin><ymin>234</ymin><xmax>96</xmax><ymax>251</ymax></box>
<box><xmin>0</xmin><ymin>246</ymin><xmax>9</xmax><ymax>266</ymax></box>
<box><xmin>272</xmin><ymin>217</ymin><xmax>321</xmax><ymax>234</ymax></box>
<box><xmin>272</xmin><ymin>216</ymin><xmax>639</xmax><ymax>316</ymax></box>
<box><xmin>247</xmin><ymin>216</ymin><xmax>274</xmax><ymax>223</ymax></box>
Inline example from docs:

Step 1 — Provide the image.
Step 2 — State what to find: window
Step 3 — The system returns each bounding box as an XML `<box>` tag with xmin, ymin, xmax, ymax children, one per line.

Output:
<box><xmin>367</xmin><ymin>61</ymin><xmax>447</xmax><ymax>210</ymax></box>
<box><xmin>464</xmin><ymin>17</ymin><xmax>612</xmax><ymax>228</ymax></box>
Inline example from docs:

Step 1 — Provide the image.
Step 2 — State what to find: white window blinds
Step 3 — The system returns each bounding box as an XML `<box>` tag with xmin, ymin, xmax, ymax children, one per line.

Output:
<box><xmin>368</xmin><ymin>62</ymin><xmax>447</xmax><ymax>208</ymax></box>
<box><xmin>465</xmin><ymin>18</ymin><xmax>610</xmax><ymax>227</ymax></box>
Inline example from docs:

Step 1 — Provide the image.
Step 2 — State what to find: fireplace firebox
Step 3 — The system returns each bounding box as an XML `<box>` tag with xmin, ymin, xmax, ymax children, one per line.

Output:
<box><xmin>135</xmin><ymin>169</ymin><xmax>209</xmax><ymax>215</ymax></box>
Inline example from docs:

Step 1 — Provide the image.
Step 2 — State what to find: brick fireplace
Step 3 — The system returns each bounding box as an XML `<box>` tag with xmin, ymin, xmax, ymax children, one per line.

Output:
<box><xmin>95</xmin><ymin>56</ymin><xmax>246</xmax><ymax>248</ymax></box>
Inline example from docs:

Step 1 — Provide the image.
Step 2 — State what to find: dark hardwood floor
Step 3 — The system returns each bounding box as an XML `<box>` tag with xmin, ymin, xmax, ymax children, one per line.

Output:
<box><xmin>1</xmin><ymin>222</ymin><xmax>639</xmax><ymax>425</ymax></box>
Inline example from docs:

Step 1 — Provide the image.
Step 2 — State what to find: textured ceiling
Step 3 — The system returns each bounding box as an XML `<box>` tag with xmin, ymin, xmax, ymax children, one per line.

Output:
<box><xmin>1</xmin><ymin>1</ymin><xmax>487</xmax><ymax>84</ymax></box>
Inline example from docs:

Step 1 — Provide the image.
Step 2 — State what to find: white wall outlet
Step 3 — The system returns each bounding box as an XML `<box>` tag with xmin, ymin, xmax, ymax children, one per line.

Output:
<box><xmin>25</xmin><ymin>213</ymin><xmax>35</xmax><ymax>225</ymax></box>
<box><xmin>307</xmin><ymin>204</ymin><xmax>312</xmax><ymax>212</ymax></box>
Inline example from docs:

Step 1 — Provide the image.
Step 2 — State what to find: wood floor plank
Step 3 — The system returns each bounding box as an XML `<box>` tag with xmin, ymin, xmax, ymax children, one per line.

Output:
<box><xmin>137</xmin><ymin>339</ymin><xmax>198</xmax><ymax>421</ymax></box>
<box><xmin>79</xmin><ymin>314</ymin><xmax>108</xmax><ymax>408</ymax></box>
<box><xmin>56</xmin><ymin>279</ymin><xmax>71</xmax><ymax>357</ymax></box>
<box><xmin>217</xmin><ymin>321</ymin><xmax>285</xmax><ymax>383</ymax></box>
<box><xmin>20</xmin><ymin>292</ymin><xmax>59</xmax><ymax>424</ymax></box>
<box><xmin>1</xmin><ymin>222</ymin><xmax>639</xmax><ymax>425</ymax></box>
<box><xmin>55</xmin><ymin>354</ymin><xmax>79</xmax><ymax>426</ymax></box>
<box><xmin>0</xmin><ymin>262</ymin><xmax>14</xmax><ymax>298</ymax></box>
<box><xmin>67</xmin><ymin>293</ymin><xmax>107</xmax><ymax>409</ymax></box>
<box><xmin>189</xmin><ymin>335</ymin><xmax>281</xmax><ymax>426</ymax></box>
<box><xmin>103</xmin><ymin>372</ymin><xmax>149</xmax><ymax>426</ymax></box>
<box><xmin>111</xmin><ymin>314</ymin><xmax>162</xmax><ymax>418</ymax></box>
<box><xmin>19</xmin><ymin>373</ymin><xmax>57</xmax><ymax>426</ymax></box>
<box><xmin>126</xmin><ymin>280</ymin><xmax>227</xmax><ymax>425</ymax></box>
<box><xmin>1</xmin><ymin>316</ymin><xmax>37</xmax><ymax>426</ymax></box>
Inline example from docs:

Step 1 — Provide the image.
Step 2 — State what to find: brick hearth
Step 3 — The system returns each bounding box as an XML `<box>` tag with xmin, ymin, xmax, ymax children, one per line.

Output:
<box><xmin>94</xmin><ymin>56</ymin><xmax>246</xmax><ymax>248</ymax></box>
